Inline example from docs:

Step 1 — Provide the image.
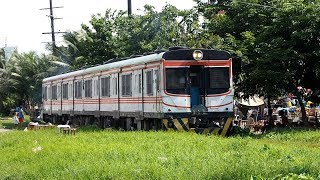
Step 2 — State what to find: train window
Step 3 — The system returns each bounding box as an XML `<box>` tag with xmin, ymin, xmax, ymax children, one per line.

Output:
<box><xmin>52</xmin><ymin>85</ymin><xmax>57</xmax><ymax>100</ymax></box>
<box><xmin>62</xmin><ymin>83</ymin><xmax>68</xmax><ymax>100</ymax></box>
<box><xmin>84</xmin><ymin>79</ymin><xmax>92</xmax><ymax>98</ymax></box>
<box><xmin>75</xmin><ymin>81</ymin><xmax>82</xmax><ymax>99</ymax></box>
<box><xmin>146</xmin><ymin>70</ymin><xmax>153</xmax><ymax>95</ymax></box>
<box><xmin>101</xmin><ymin>77</ymin><xmax>110</xmax><ymax>97</ymax></box>
<box><xmin>165</xmin><ymin>68</ymin><xmax>187</xmax><ymax>94</ymax></box>
<box><xmin>121</xmin><ymin>74</ymin><xmax>132</xmax><ymax>96</ymax></box>
<box><xmin>43</xmin><ymin>86</ymin><xmax>47</xmax><ymax>100</ymax></box>
<box><xmin>206</xmin><ymin>67</ymin><xmax>230</xmax><ymax>94</ymax></box>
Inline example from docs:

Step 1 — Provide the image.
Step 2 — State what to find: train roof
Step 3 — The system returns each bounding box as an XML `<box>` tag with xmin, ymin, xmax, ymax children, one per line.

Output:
<box><xmin>43</xmin><ymin>52</ymin><xmax>165</xmax><ymax>83</ymax></box>
<box><xmin>43</xmin><ymin>48</ymin><xmax>230</xmax><ymax>83</ymax></box>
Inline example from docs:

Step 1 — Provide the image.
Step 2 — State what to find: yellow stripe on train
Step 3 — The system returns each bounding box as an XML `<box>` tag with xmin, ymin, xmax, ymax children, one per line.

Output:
<box><xmin>162</xmin><ymin>117</ymin><xmax>233</xmax><ymax>136</ymax></box>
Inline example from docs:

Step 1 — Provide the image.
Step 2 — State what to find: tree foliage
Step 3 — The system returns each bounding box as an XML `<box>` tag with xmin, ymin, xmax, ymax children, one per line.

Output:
<box><xmin>57</xmin><ymin>5</ymin><xmax>204</xmax><ymax>69</ymax></box>
<box><xmin>0</xmin><ymin>49</ymin><xmax>68</xmax><ymax>115</ymax></box>
<box><xmin>1</xmin><ymin>1</ymin><xmax>320</xmax><ymax>122</ymax></box>
<box><xmin>196</xmin><ymin>0</ymin><xmax>320</xmax><ymax>123</ymax></box>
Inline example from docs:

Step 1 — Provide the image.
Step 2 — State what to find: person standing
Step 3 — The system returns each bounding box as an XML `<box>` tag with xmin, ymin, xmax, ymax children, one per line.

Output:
<box><xmin>16</xmin><ymin>105</ymin><xmax>24</xmax><ymax>129</ymax></box>
<box><xmin>13</xmin><ymin>113</ymin><xmax>19</xmax><ymax>128</ymax></box>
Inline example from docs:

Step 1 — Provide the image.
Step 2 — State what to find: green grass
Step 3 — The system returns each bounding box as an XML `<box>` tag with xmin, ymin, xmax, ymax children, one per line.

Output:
<box><xmin>1</xmin><ymin>121</ymin><xmax>320</xmax><ymax>179</ymax></box>
<box><xmin>0</xmin><ymin>115</ymin><xmax>31</xmax><ymax>129</ymax></box>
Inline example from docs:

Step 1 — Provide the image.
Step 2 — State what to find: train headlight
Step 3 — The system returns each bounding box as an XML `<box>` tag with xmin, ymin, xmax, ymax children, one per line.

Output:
<box><xmin>193</xmin><ymin>50</ymin><xmax>203</xmax><ymax>61</ymax></box>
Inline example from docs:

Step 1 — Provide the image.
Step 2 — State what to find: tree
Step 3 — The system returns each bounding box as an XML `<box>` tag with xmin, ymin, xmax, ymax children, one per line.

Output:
<box><xmin>196</xmin><ymin>0</ymin><xmax>277</xmax><ymax>119</ymax></box>
<box><xmin>254</xmin><ymin>0</ymin><xmax>320</xmax><ymax>124</ymax></box>
<box><xmin>197</xmin><ymin>0</ymin><xmax>320</xmax><ymax>124</ymax></box>
<box><xmin>59</xmin><ymin>4</ymin><xmax>204</xmax><ymax>69</ymax></box>
<box><xmin>11</xmin><ymin>52</ymin><xmax>69</xmax><ymax>110</ymax></box>
<box><xmin>0</xmin><ymin>48</ymin><xmax>69</xmax><ymax>115</ymax></box>
<box><xmin>0</xmin><ymin>49</ymin><xmax>21</xmax><ymax>114</ymax></box>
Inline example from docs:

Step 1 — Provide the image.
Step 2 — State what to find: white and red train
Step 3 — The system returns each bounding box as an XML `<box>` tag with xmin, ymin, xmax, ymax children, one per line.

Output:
<box><xmin>42</xmin><ymin>47</ymin><xmax>234</xmax><ymax>134</ymax></box>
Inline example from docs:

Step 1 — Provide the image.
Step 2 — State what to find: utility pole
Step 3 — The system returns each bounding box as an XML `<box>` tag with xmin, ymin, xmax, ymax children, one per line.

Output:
<box><xmin>40</xmin><ymin>0</ymin><xmax>65</xmax><ymax>54</ymax></box>
<box><xmin>128</xmin><ymin>0</ymin><xmax>132</xmax><ymax>16</ymax></box>
<box><xmin>49</xmin><ymin>0</ymin><xmax>55</xmax><ymax>49</ymax></box>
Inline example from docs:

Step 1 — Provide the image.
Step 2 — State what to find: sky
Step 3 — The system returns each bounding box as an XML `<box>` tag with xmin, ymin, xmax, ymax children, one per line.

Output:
<box><xmin>0</xmin><ymin>0</ymin><xmax>197</xmax><ymax>53</ymax></box>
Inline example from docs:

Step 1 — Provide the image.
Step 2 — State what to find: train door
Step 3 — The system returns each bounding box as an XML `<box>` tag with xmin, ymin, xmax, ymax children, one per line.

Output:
<box><xmin>189</xmin><ymin>66</ymin><xmax>205</xmax><ymax>108</ymax></box>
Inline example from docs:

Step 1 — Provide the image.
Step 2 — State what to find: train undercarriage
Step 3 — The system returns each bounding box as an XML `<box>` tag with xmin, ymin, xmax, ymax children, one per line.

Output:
<box><xmin>43</xmin><ymin>112</ymin><xmax>233</xmax><ymax>136</ymax></box>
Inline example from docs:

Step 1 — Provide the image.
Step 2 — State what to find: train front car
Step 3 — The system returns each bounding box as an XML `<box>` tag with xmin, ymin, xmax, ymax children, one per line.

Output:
<box><xmin>161</xmin><ymin>49</ymin><xmax>234</xmax><ymax>135</ymax></box>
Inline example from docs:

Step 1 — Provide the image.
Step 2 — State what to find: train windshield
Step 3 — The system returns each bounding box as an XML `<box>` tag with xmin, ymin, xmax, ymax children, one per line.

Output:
<box><xmin>165</xmin><ymin>68</ymin><xmax>187</xmax><ymax>94</ymax></box>
<box><xmin>206</xmin><ymin>67</ymin><xmax>230</xmax><ymax>94</ymax></box>
<box><xmin>165</xmin><ymin>67</ymin><xmax>230</xmax><ymax>95</ymax></box>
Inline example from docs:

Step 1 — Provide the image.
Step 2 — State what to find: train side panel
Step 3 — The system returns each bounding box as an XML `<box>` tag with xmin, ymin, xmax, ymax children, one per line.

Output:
<box><xmin>42</xmin><ymin>82</ymin><xmax>51</xmax><ymax>115</ymax></box>
<box><xmin>82</xmin><ymin>74</ymin><xmax>99</xmax><ymax>115</ymax></box>
<box><xmin>73</xmin><ymin>76</ymin><xmax>83</xmax><ymax>115</ymax></box>
<box><xmin>100</xmin><ymin>71</ymin><xmax>118</xmax><ymax>117</ymax></box>
<box><xmin>51</xmin><ymin>81</ymin><xmax>61</xmax><ymax>115</ymax></box>
<box><xmin>61</xmin><ymin>78</ymin><xmax>74</xmax><ymax>115</ymax></box>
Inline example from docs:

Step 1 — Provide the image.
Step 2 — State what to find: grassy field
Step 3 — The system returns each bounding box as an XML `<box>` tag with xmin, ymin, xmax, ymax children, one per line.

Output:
<box><xmin>1</xmin><ymin>118</ymin><xmax>320</xmax><ymax>179</ymax></box>
<box><xmin>0</xmin><ymin>116</ymin><xmax>31</xmax><ymax>129</ymax></box>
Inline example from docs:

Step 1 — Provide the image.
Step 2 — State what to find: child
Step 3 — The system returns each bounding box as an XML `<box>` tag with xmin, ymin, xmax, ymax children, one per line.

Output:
<box><xmin>13</xmin><ymin>114</ymin><xmax>19</xmax><ymax>127</ymax></box>
<box><xmin>16</xmin><ymin>105</ymin><xmax>24</xmax><ymax>129</ymax></box>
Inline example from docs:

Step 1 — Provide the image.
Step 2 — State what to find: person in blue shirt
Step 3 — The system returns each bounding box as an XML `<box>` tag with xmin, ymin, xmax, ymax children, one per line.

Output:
<box><xmin>16</xmin><ymin>105</ymin><xmax>24</xmax><ymax>129</ymax></box>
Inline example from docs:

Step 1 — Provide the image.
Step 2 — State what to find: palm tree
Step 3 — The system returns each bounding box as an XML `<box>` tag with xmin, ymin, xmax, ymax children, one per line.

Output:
<box><xmin>0</xmin><ymin>49</ymin><xmax>21</xmax><ymax>114</ymax></box>
<box><xmin>11</xmin><ymin>52</ymin><xmax>70</xmax><ymax>110</ymax></box>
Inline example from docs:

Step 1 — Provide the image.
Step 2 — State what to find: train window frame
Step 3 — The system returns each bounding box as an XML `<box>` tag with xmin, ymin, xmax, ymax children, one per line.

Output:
<box><xmin>43</xmin><ymin>86</ymin><xmax>48</xmax><ymax>100</ymax></box>
<box><xmin>165</xmin><ymin>67</ymin><xmax>187</xmax><ymax>94</ymax></box>
<box><xmin>62</xmin><ymin>83</ymin><xmax>68</xmax><ymax>100</ymax></box>
<box><xmin>84</xmin><ymin>79</ymin><xmax>92</xmax><ymax>98</ymax></box>
<box><xmin>51</xmin><ymin>85</ymin><xmax>57</xmax><ymax>100</ymax></box>
<box><xmin>121</xmin><ymin>73</ymin><xmax>132</xmax><ymax>97</ymax></box>
<box><xmin>146</xmin><ymin>70</ymin><xmax>153</xmax><ymax>96</ymax></box>
<box><xmin>206</xmin><ymin>67</ymin><xmax>230</xmax><ymax>94</ymax></box>
<box><xmin>101</xmin><ymin>76</ymin><xmax>111</xmax><ymax>97</ymax></box>
<box><xmin>74</xmin><ymin>80</ymin><xmax>83</xmax><ymax>99</ymax></box>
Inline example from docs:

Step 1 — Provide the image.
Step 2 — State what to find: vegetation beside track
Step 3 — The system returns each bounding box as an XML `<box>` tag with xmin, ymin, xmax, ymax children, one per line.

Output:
<box><xmin>1</xmin><ymin>122</ymin><xmax>320</xmax><ymax>179</ymax></box>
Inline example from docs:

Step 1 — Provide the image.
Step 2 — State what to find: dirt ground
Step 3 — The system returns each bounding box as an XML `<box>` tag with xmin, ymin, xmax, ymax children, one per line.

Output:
<box><xmin>0</xmin><ymin>128</ymin><xmax>12</xmax><ymax>133</ymax></box>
